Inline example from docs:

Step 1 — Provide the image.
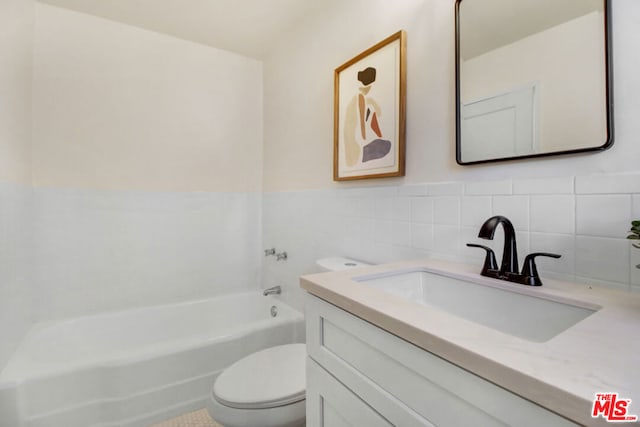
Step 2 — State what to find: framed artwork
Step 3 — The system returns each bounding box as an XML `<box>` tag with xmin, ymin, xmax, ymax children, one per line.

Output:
<box><xmin>333</xmin><ymin>30</ymin><xmax>406</xmax><ymax>181</ymax></box>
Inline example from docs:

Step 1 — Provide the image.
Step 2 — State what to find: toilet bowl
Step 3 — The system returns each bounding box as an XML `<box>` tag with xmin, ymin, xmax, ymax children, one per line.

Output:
<box><xmin>207</xmin><ymin>257</ymin><xmax>370</xmax><ymax>427</ymax></box>
<box><xmin>207</xmin><ymin>344</ymin><xmax>306</xmax><ymax>427</ymax></box>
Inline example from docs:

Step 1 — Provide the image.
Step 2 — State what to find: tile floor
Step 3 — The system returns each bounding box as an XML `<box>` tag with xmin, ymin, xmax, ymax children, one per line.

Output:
<box><xmin>148</xmin><ymin>409</ymin><xmax>222</xmax><ymax>427</ymax></box>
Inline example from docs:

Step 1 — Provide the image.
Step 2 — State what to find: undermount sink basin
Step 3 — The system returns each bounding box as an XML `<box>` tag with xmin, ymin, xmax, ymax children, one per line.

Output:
<box><xmin>355</xmin><ymin>269</ymin><xmax>599</xmax><ymax>342</ymax></box>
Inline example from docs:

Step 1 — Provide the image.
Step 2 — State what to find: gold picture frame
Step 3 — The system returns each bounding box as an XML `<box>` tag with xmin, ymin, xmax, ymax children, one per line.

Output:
<box><xmin>333</xmin><ymin>30</ymin><xmax>406</xmax><ymax>181</ymax></box>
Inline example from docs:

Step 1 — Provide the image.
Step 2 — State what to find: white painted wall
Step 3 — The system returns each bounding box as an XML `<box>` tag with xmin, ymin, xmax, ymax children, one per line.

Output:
<box><xmin>1</xmin><ymin>0</ymin><xmax>638</xmax><ymax>365</ymax></box>
<box><xmin>2</xmin><ymin>1</ymin><xmax>268</xmax><ymax>362</ymax></box>
<box><xmin>29</xmin><ymin>3</ymin><xmax>264</xmax><ymax>320</ymax></box>
<box><xmin>0</xmin><ymin>0</ymin><xmax>33</xmax><ymax>185</ymax></box>
<box><xmin>261</xmin><ymin>0</ymin><xmax>640</xmax><ymax>310</ymax></box>
<box><xmin>263</xmin><ymin>0</ymin><xmax>640</xmax><ymax>191</ymax></box>
<box><xmin>0</xmin><ymin>0</ymin><xmax>35</xmax><ymax>368</ymax></box>
<box><xmin>263</xmin><ymin>0</ymin><xmax>440</xmax><ymax>191</ymax></box>
<box><xmin>32</xmin><ymin>3</ymin><xmax>263</xmax><ymax>193</ymax></box>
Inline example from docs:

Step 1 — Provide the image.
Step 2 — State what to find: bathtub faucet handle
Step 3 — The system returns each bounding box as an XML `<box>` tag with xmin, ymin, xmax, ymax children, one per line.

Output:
<box><xmin>264</xmin><ymin>248</ymin><xmax>276</xmax><ymax>256</ymax></box>
<box><xmin>276</xmin><ymin>251</ymin><xmax>288</xmax><ymax>261</ymax></box>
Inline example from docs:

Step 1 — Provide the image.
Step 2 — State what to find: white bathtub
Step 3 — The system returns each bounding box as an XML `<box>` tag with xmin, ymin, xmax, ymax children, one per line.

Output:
<box><xmin>0</xmin><ymin>292</ymin><xmax>304</xmax><ymax>427</ymax></box>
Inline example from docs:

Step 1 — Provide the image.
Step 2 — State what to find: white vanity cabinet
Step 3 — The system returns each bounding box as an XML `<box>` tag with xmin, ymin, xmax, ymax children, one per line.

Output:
<box><xmin>305</xmin><ymin>294</ymin><xmax>578</xmax><ymax>427</ymax></box>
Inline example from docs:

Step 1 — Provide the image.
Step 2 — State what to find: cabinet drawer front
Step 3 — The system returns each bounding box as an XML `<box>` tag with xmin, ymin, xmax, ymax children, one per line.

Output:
<box><xmin>307</xmin><ymin>357</ymin><xmax>392</xmax><ymax>427</ymax></box>
<box><xmin>306</xmin><ymin>294</ymin><xmax>577</xmax><ymax>427</ymax></box>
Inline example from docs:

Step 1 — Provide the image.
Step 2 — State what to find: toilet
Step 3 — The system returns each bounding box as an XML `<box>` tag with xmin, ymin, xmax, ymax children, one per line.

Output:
<box><xmin>206</xmin><ymin>257</ymin><xmax>370</xmax><ymax>427</ymax></box>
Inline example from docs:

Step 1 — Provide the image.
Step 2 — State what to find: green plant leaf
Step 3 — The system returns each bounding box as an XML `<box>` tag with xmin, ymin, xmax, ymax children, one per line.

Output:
<box><xmin>632</xmin><ymin>220</ymin><xmax>640</xmax><ymax>227</ymax></box>
<box><xmin>628</xmin><ymin>235</ymin><xmax>640</xmax><ymax>240</ymax></box>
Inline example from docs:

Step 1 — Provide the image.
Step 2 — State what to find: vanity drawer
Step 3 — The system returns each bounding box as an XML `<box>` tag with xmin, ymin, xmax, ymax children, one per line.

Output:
<box><xmin>307</xmin><ymin>357</ymin><xmax>395</xmax><ymax>427</ymax></box>
<box><xmin>305</xmin><ymin>294</ymin><xmax>578</xmax><ymax>427</ymax></box>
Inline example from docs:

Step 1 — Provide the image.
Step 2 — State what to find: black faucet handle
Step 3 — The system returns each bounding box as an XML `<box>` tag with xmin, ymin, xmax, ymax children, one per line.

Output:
<box><xmin>466</xmin><ymin>243</ymin><xmax>499</xmax><ymax>274</ymax></box>
<box><xmin>521</xmin><ymin>252</ymin><xmax>562</xmax><ymax>286</ymax></box>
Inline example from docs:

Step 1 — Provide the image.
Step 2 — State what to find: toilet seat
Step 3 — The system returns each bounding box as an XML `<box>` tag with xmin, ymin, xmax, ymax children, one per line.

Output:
<box><xmin>213</xmin><ymin>343</ymin><xmax>306</xmax><ymax>410</ymax></box>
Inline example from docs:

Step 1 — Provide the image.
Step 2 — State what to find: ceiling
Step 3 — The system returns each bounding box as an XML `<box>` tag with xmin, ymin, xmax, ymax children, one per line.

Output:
<box><xmin>459</xmin><ymin>0</ymin><xmax>603</xmax><ymax>59</ymax></box>
<box><xmin>37</xmin><ymin>0</ymin><xmax>605</xmax><ymax>62</ymax></box>
<box><xmin>37</xmin><ymin>0</ymin><xmax>327</xmax><ymax>59</ymax></box>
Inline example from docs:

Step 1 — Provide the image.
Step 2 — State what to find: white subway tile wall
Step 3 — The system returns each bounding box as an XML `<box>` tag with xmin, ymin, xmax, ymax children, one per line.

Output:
<box><xmin>398</xmin><ymin>184</ymin><xmax>429</xmax><ymax>197</ymax></box>
<box><xmin>575</xmin><ymin>174</ymin><xmax>640</xmax><ymax>194</ymax></box>
<box><xmin>529</xmin><ymin>232</ymin><xmax>576</xmax><ymax>278</ymax></box>
<box><xmin>263</xmin><ymin>174</ymin><xmax>640</xmax><ymax>311</ymax></box>
<box><xmin>530</xmin><ymin>195</ymin><xmax>575</xmax><ymax>234</ymax></box>
<box><xmin>632</xmin><ymin>249</ymin><xmax>640</xmax><ymax>290</ymax></box>
<box><xmin>465</xmin><ymin>179</ymin><xmax>512</xmax><ymax>196</ymax></box>
<box><xmin>513</xmin><ymin>177</ymin><xmax>574</xmax><ymax>195</ymax></box>
<box><xmin>632</xmin><ymin>194</ymin><xmax>640</xmax><ymax>219</ymax></box>
<box><xmin>411</xmin><ymin>197</ymin><xmax>434</xmax><ymax>223</ymax></box>
<box><xmin>0</xmin><ymin>184</ymin><xmax>34</xmax><ymax>369</ymax></box>
<box><xmin>433</xmin><ymin>225</ymin><xmax>462</xmax><ymax>258</ymax></box>
<box><xmin>33</xmin><ymin>188</ymin><xmax>263</xmax><ymax>320</ymax></box>
<box><xmin>393</xmin><ymin>197</ymin><xmax>412</xmax><ymax>222</ymax></box>
<box><xmin>493</xmin><ymin>196</ymin><xmax>529</xmax><ymax>231</ymax></box>
<box><xmin>575</xmin><ymin>236</ymin><xmax>630</xmax><ymax>286</ymax></box>
<box><xmin>460</xmin><ymin>196</ymin><xmax>491</xmax><ymax>228</ymax></box>
<box><xmin>434</xmin><ymin>197</ymin><xmax>460</xmax><ymax>226</ymax></box>
<box><xmin>576</xmin><ymin>195</ymin><xmax>631</xmax><ymax>238</ymax></box>
<box><xmin>412</xmin><ymin>223</ymin><xmax>434</xmax><ymax>251</ymax></box>
<box><xmin>428</xmin><ymin>182</ymin><xmax>464</xmax><ymax>196</ymax></box>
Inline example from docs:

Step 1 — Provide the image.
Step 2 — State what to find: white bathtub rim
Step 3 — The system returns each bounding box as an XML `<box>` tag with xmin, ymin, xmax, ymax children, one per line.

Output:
<box><xmin>25</xmin><ymin>291</ymin><xmax>284</xmax><ymax>327</ymax></box>
<box><xmin>2</xmin><ymin>322</ymin><xmax>267</xmax><ymax>384</ymax></box>
<box><xmin>0</xmin><ymin>316</ymin><xmax>304</xmax><ymax>384</ymax></box>
<box><xmin>0</xmin><ymin>294</ymin><xmax>303</xmax><ymax>384</ymax></box>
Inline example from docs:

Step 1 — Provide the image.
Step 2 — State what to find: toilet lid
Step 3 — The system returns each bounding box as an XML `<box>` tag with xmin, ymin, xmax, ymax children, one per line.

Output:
<box><xmin>213</xmin><ymin>343</ymin><xmax>306</xmax><ymax>410</ymax></box>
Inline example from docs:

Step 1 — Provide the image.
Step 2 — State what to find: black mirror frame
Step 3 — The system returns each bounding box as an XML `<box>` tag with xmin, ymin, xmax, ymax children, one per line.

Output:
<box><xmin>454</xmin><ymin>0</ymin><xmax>614</xmax><ymax>166</ymax></box>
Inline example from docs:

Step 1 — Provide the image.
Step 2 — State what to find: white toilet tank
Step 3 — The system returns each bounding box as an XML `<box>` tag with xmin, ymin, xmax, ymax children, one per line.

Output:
<box><xmin>316</xmin><ymin>257</ymin><xmax>371</xmax><ymax>272</ymax></box>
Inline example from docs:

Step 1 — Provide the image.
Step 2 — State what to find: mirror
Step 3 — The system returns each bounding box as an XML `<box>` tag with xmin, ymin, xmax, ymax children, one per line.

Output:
<box><xmin>455</xmin><ymin>0</ymin><xmax>613</xmax><ymax>165</ymax></box>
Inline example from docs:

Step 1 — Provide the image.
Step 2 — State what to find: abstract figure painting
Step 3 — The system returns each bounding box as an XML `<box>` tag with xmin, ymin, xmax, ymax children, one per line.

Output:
<box><xmin>334</xmin><ymin>30</ymin><xmax>406</xmax><ymax>181</ymax></box>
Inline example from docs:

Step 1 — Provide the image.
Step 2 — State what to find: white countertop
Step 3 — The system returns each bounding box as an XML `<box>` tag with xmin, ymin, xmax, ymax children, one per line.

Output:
<box><xmin>300</xmin><ymin>259</ymin><xmax>640</xmax><ymax>427</ymax></box>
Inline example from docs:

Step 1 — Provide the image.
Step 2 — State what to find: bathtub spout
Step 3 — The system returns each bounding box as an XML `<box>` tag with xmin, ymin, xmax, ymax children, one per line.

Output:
<box><xmin>263</xmin><ymin>286</ymin><xmax>282</xmax><ymax>296</ymax></box>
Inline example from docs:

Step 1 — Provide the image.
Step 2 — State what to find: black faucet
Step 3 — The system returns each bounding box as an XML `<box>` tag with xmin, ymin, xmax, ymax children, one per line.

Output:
<box><xmin>478</xmin><ymin>215</ymin><xmax>519</xmax><ymax>277</ymax></box>
<box><xmin>467</xmin><ymin>215</ymin><xmax>560</xmax><ymax>286</ymax></box>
